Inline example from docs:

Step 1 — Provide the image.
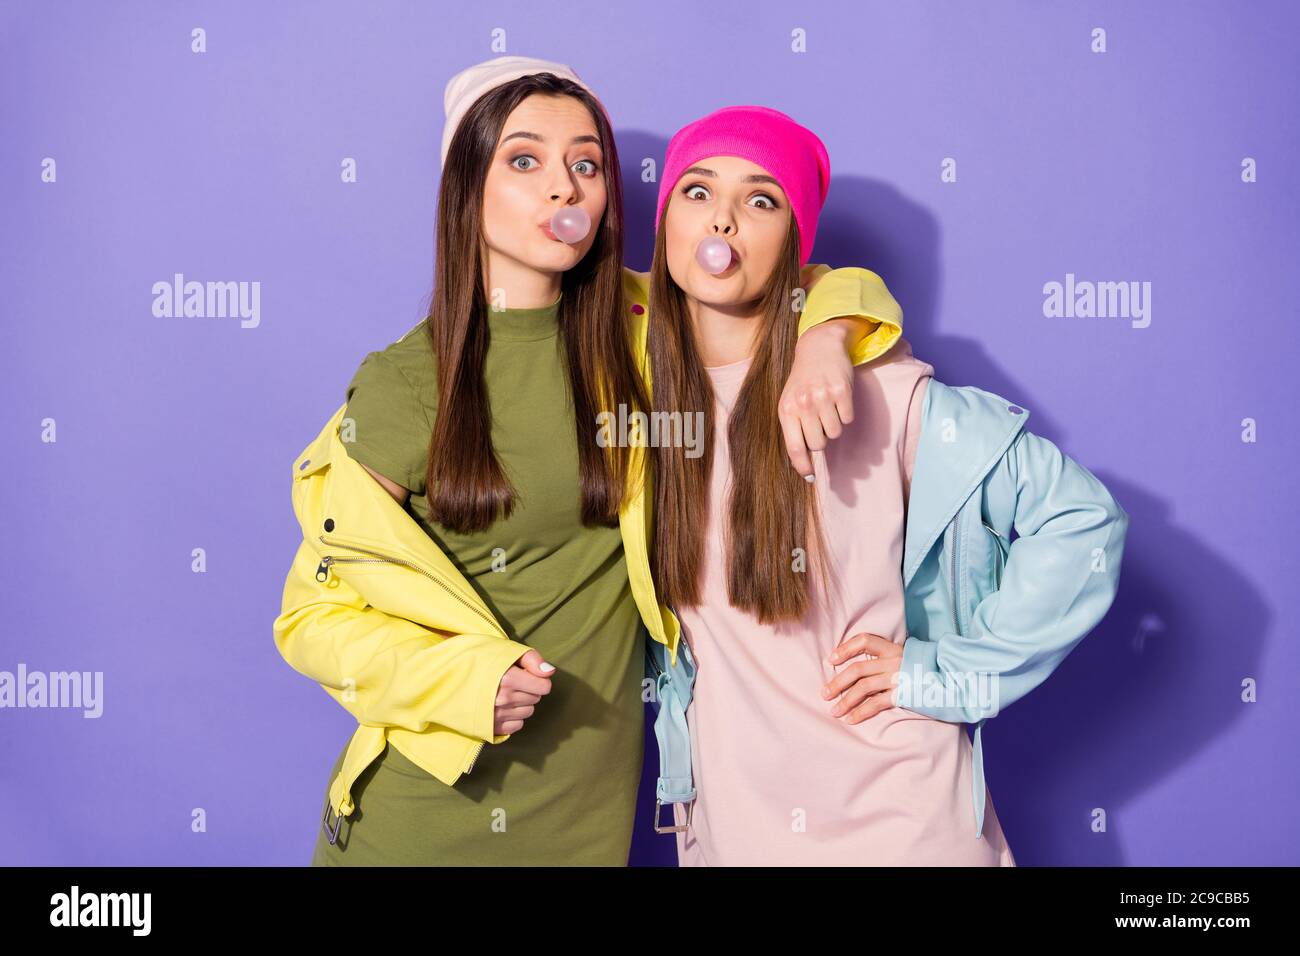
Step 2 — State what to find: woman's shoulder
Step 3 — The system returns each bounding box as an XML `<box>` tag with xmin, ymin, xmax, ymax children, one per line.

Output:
<box><xmin>850</xmin><ymin>337</ymin><xmax>934</xmax><ymax>398</ymax></box>
<box><xmin>828</xmin><ymin>337</ymin><xmax>932</xmax><ymax>453</ymax></box>
<box><xmin>341</xmin><ymin>319</ymin><xmax>438</xmax><ymax>493</ymax></box>
<box><xmin>377</xmin><ymin>316</ymin><xmax>437</xmax><ymax>378</ymax></box>
<box><xmin>817</xmin><ymin>339</ymin><xmax>931</xmax><ymax>484</ymax></box>
<box><xmin>347</xmin><ymin>318</ymin><xmax>438</xmax><ymax>409</ymax></box>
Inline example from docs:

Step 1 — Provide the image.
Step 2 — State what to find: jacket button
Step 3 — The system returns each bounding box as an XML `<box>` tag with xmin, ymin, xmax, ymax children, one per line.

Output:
<box><xmin>298</xmin><ymin>459</ymin><xmax>311</xmax><ymax>471</ymax></box>
<box><xmin>1007</xmin><ymin>405</ymin><xmax>1023</xmax><ymax>415</ymax></box>
<box><xmin>324</xmin><ymin>518</ymin><xmax>335</xmax><ymax>532</ymax></box>
<box><xmin>630</xmin><ymin>303</ymin><xmax>645</xmax><ymax>315</ymax></box>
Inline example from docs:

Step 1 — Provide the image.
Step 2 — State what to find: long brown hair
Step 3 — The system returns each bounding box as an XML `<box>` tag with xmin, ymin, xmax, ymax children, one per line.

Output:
<box><xmin>424</xmin><ymin>73</ymin><xmax>647</xmax><ymax>533</ymax></box>
<box><xmin>647</xmin><ymin>211</ymin><xmax>835</xmax><ymax>624</ymax></box>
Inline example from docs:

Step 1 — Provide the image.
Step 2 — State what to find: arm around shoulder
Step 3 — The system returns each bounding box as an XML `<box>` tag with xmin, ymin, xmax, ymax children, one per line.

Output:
<box><xmin>797</xmin><ymin>265</ymin><xmax>904</xmax><ymax>366</ymax></box>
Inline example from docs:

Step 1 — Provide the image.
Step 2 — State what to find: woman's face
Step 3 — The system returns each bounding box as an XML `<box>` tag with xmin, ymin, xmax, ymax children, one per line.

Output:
<box><xmin>481</xmin><ymin>93</ymin><xmax>607</xmax><ymax>280</ymax></box>
<box><xmin>663</xmin><ymin>154</ymin><xmax>792</xmax><ymax>309</ymax></box>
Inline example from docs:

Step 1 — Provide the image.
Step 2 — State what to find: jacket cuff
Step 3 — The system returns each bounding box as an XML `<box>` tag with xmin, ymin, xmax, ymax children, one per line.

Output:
<box><xmin>895</xmin><ymin>635</ymin><xmax>939</xmax><ymax>709</ymax></box>
<box><xmin>798</xmin><ymin>266</ymin><xmax>904</xmax><ymax>365</ymax></box>
<box><xmin>472</xmin><ymin>638</ymin><xmax>533</xmax><ymax>744</ymax></box>
<box><xmin>895</xmin><ymin>636</ymin><xmax>995</xmax><ymax>724</ymax></box>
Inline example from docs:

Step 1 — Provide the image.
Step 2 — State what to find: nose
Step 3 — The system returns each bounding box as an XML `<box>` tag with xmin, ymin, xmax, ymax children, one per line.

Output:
<box><xmin>547</xmin><ymin>165</ymin><xmax>580</xmax><ymax>205</ymax></box>
<box><xmin>710</xmin><ymin>214</ymin><xmax>736</xmax><ymax>238</ymax></box>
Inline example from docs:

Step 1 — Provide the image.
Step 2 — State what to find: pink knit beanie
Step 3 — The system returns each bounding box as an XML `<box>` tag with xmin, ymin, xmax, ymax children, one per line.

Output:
<box><xmin>654</xmin><ymin>105</ymin><xmax>831</xmax><ymax>266</ymax></box>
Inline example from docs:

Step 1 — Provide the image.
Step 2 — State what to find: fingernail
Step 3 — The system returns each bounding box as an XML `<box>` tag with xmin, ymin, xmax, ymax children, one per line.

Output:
<box><xmin>804</xmin><ymin>473</ymin><xmax>815</xmax><ymax>483</ymax></box>
<box><xmin>539</xmin><ymin>662</ymin><xmax>555</xmax><ymax>673</ymax></box>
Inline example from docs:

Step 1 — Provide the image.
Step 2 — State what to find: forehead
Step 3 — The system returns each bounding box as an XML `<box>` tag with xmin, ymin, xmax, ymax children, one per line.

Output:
<box><xmin>676</xmin><ymin>154</ymin><xmax>785</xmax><ymax>191</ymax></box>
<box><xmin>498</xmin><ymin>94</ymin><xmax>601</xmax><ymax>147</ymax></box>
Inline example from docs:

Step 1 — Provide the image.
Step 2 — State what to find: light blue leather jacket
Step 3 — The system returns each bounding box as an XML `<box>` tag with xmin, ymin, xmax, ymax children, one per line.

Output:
<box><xmin>646</xmin><ymin>378</ymin><xmax>1130</xmax><ymax>840</ymax></box>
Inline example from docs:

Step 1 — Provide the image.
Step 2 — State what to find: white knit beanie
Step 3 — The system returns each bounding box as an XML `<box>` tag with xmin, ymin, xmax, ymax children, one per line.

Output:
<box><xmin>440</xmin><ymin>55</ymin><xmax>607</xmax><ymax>165</ymax></box>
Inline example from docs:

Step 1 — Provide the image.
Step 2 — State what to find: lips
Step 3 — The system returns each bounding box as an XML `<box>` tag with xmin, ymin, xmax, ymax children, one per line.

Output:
<box><xmin>539</xmin><ymin>222</ymin><xmax>561</xmax><ymax>242</ymax></box>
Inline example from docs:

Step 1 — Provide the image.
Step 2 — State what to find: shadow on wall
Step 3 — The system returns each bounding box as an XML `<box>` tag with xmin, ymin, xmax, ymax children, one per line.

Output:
<box><xmin>619</xmin><ymin>131</ymin><xmax>1267</xmax><ymax>867</ymax></box>
<box><xmin>989</xmin><ymin>472</ymin><xmax>1267</xmax><ymax>865</ymax></box>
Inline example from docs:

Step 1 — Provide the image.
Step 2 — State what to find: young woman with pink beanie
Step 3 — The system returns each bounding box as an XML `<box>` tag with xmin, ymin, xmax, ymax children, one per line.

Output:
<box><xmin>647</xmin><ymin>104</ymin><xmax>1126</xmax><ymax>865</ymax></box>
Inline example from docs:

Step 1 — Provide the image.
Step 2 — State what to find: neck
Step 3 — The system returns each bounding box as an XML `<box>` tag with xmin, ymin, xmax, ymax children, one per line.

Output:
<box><xmin>483</xmin><ymin>248</ymin><xmax>562</xmax><ymax>310</ymax></box>
<box><xmin>687</xmin><ymin>295</ymin><xmax>762</xmax><ymax>366</ymax></box>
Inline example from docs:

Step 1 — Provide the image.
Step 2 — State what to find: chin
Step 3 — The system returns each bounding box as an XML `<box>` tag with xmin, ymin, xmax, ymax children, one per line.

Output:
<box><xmin>540</xmin><ymin>237</ymin><xmax>593</xmax><ymax>263</ymax></box>
<box><xmin>687</xmin><ymin>273</ymin><xmax>750</xmax><ymax>307</ymax></box>
<box><xmin>502</xmin><ymin>242</ymin><xmax>585</xmax><ymax>275</ymax></box>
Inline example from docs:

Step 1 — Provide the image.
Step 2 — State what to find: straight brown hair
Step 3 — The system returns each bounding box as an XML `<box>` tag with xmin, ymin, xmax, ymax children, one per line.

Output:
<box><xmin>646</xmin><ymin>211</ymin><xmax>836</xmax><ymax>624</ymax></box>
<box><xmin>423</xmin><ymin>73</ymin><xmax>647</xmax><ymax>533</ymax></box>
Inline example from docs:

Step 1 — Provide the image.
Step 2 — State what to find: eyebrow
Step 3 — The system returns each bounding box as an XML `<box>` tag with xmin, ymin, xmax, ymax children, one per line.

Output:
<box><xmin>681</xmin><ymin>165</ymin><xmax>782</xmax><ymax>188</ymax></box>
<box><xmin>500</xmin><ymin>131</ymin><xmax>602</xmax><ymax>148</ymax></box>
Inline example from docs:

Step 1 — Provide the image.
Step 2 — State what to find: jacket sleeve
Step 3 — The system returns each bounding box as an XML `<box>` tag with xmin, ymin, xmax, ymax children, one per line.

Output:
<box><xmin>896</xmin><ymin>429</ymin><xmax>1129</xmax><ymax>722</ymax></box>
<box><xmin>797</xmin><ymin>265</ymin><xmax>904</xmax><ymax>365</ymax></box>
<box><xmin>272</xmin><ymin>538</ymin><xmax>533</xmax><ymax>744</ymax></box>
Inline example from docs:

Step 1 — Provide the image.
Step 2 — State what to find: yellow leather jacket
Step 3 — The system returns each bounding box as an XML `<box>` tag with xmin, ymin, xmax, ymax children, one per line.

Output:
<box><xmin>272</xmin><ymin>265</ymin><xmax>903</xmax><ymax>832</ymax></box>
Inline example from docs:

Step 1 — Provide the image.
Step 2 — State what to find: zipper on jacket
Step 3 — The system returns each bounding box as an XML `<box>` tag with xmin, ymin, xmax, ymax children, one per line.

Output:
<box><xmin>316</xmin><ymin>536</ymin><xmax>498</xmax><ymax>777</ymax></box>
<box><xmin>464</xmin><ymin>741</ymin><xmax>484</xmax><ymax>774</ymax></box>
<box><xmin>948</xmin><ymin>517</ymin><xmax>962</xmax><ymax>635</ymax></box>
<box><xmin>316</xmin><ymin>536</ymin><xmax>499</xmax><ymax>634</ymax></box>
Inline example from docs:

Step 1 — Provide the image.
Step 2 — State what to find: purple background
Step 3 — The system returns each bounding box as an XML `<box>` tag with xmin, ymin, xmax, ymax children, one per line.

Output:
<box><xmin>3</xmin><ymin>0</ymin><xmax>1297</xmax><ymax>866</ymax></box>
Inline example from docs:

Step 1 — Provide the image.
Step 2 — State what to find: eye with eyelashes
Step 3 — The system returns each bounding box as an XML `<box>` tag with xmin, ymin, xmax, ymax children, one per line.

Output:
<box><xmin>508</xmin><ymin>154</ymin><xmax>601</xmax><ymax>176</ymax></box>
<box><xmin>680</xmin><ymin>181</ymin><xmax>780</xmax><ymax>209</ymax></box>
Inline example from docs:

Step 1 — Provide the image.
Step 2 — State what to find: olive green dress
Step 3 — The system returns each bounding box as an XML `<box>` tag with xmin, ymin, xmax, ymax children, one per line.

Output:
<box><xmin>310</xmin><ymin>295</ymin><xmax>645</xmax><ymax>866</ymax></box>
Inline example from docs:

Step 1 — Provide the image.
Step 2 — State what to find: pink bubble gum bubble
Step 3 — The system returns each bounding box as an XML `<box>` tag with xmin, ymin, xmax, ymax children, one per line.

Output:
<box><xmin>550</xmin><ymin>207</ymin><xmax>591</xmax><ymax>244</ymax></box>
<box><xmin>695</xmin><ymin>236</ymin><xmax>732</xmax><ymax>274</ymax></box>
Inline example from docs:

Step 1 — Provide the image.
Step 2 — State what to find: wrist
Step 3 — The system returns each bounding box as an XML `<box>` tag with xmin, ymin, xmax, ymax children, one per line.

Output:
<box><xmin>811</xmin><ymin>317</ymin><xmax>855</xmax><ymax>343</ymax></box>
<box><xmin>811</xmin><ymin>316</ymin><xmax>874</xmax><ymax>353</ymax></box>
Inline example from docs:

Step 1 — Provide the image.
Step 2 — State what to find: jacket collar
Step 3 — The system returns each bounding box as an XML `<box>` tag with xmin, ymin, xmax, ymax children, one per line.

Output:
<box><xmin>903</xmin><ymin>380</ymin><xmax>1030</xmax><ymax>589</ymax></box>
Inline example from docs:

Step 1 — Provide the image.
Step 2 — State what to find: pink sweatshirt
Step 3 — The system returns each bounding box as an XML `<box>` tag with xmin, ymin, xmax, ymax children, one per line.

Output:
<box><xmin>670</xmin><ymin>339</ymin><xmax>1016</xmax><ymax>866</ymax></box>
